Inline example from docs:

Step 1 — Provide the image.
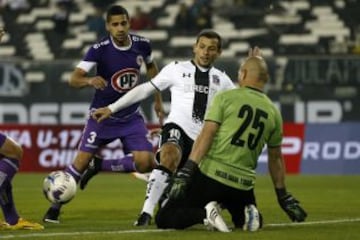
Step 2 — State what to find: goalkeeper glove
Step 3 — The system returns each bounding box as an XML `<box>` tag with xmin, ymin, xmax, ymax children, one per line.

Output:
<box><xmin>169</xmin><ymin>160</ymin><xmax>199</xmax><ymax>200</ymax></box>
<box><xmin>276</xmin><ymin>188</ymin><xmax>307</xmax><ymax>222</ymax></box>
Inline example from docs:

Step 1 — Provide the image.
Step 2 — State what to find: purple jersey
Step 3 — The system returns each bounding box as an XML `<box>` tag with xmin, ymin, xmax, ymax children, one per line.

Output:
<box><xmin>82</xmin><ymin>33</ymin><xmax>153</xmax><ymax>119</ymax></box>
<box><xmin>0</xmin><ymin>132</ymin><xmax>6</xmax><ymax>147</ymax></box>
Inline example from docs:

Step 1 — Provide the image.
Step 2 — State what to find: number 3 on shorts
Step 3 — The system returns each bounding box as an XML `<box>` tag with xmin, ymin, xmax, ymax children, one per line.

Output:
<box><xmin>87</xmin><ymin>131</ymin><xmax>97</xmax><ymax>144</ymax></box>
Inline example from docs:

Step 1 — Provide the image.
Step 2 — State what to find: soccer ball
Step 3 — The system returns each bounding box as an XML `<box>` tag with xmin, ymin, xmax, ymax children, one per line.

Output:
<box><xmin>43</xmin><ymin>171</ymin><xmax>77</xmax><ymax>204</ymax></box>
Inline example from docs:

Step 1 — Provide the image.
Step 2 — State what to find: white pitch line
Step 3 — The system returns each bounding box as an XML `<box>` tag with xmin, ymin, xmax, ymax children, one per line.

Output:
<box><xmin>0</xmin><ymin>218</ymin><xmax>359</xmax><ymax>239</ymax></box>
<box><xmin>266</xmin><ymin>218</ymin><xmax>360</xmax><ymax>227</ymax></box>
<box><xmin>0</xmin><ymin>229</ymin><xmax>172</xmax><ymax>239</ymax></box>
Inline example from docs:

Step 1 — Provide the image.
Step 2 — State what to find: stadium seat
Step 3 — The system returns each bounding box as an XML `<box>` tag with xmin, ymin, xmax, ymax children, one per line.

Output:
<box><xmin>1</xmin><ymin>0</ymin><xmax>357</xmax><ymax>59</ymax></box>
<box><xmin>25</xmin><ymin>72</ymin><xmax>45</xmax><ymax>83</ymax></box>
<box><xmin>25</xmin><ymin>33</ymin><xmax>54</xmax><ymax>60</ymax></box>
<box><xmin>35</xmin><ymin>20</ymin><xmax>55</xmax><ymax>31</ymax></box>
<box><xmin>0</xmin><ymin>46</ymin><xmax>16</xmax><ymax>56</ymax></box>
<box><xmin>221</xmin><ymin>42</ymin><xmax>250</xmax><ymax>58</ymax></box>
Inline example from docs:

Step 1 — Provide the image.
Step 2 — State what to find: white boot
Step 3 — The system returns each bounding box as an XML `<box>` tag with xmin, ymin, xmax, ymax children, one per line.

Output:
<box><xmin>204</xmin><ymin>201</ymin><xmax>231</xmax><ymax>232</ymax></box>
<box><xmin>243</xmin><ymin>204</ymin><xmax>260</xmax><ymax>232</ymax></box>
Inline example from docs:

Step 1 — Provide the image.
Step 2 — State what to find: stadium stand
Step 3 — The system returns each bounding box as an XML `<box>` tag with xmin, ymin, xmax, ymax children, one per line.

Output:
<box><xmin>0</xmin><ymin>0</ymin><xmax>358</xmax><ymax>61</ymax></box>
<box><xmin>0</xmin><ymin>0</ymin><xmax>359</xmax><ymax>99</ymax></box>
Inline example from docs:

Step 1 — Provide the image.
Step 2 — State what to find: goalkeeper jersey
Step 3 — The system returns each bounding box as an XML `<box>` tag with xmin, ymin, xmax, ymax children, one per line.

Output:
<box><xmin>199</xmin><ymin>86</ymin><xmax>283</xmax><ymax>190</ymax></box>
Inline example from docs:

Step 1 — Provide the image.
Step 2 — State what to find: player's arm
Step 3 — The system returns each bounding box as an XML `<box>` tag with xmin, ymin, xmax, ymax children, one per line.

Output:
<box><xmin>69</xmin><ymin>67</ymin><xmax>107</xmax><ymax>90</ymax></box>
<box><xmin>268</xmin><ymin>146</ymin><xmax>307</xmax><ymax>222</ymax></box>
<box><xmin>146</xmin><ymin>61</ymin><xmax>158</xmax><ymax>79</ymax></box>
<box><xmin>0</xmin><ymin>28</ymin><xmax>5</xmax><ymax>42</ymax></box>
<box><xmin>169</xmin><ymin>121</ymin><xmax>219</xmax><ymax>199</ymax></box>
<box><xmin>146</xmin><ymin>61</ymin><xmax>165</xmax><ymax>125</ymax></box>
<box><xmin>268</xmin><ymin>146</ymin><xmax>286</xmax><ymax>189</ymax></box>
<box><xmin>248</xmin><ymin>46</ymin><xmax>262</xmax><ymax>57</ymax></box>
<box><xmin>92</xmin><ymin>82</ymin><xmax>158</xmax><ymax>122</ymax></box>
<box><xmin>93</xmin><ymin>62</ymin><xmax>174</xmax><ymax>122</ymax></box>
<box><xmin>189</xmin><ymin>120</ymin><xmax>219</xmax><ymax>164</ymax></box>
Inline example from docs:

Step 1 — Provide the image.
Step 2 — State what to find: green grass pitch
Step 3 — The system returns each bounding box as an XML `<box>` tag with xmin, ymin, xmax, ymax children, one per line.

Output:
<box><xmin>1</xmin><ymin>173</ymin><xmax>359</xmax><ymax>240</ymax></box>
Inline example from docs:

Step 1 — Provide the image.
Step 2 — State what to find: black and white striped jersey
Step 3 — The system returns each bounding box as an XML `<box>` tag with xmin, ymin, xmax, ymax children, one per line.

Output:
<box><xmin>150</xmin><ymin>60</ymin><xmax>235</xmax><ymax>140</ymax></box>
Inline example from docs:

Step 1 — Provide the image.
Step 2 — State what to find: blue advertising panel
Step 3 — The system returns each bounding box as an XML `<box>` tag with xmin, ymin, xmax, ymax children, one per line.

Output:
<box><xmin>301</xmin><ymin>123</ymin><xmax>360</xmax><ymax>174</ymax></box>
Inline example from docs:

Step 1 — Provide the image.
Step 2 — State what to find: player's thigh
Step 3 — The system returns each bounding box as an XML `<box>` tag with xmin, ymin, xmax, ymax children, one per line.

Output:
<box><xmin>156</xmin><ymin>123</ymin><xmax>193</xmax><ymax>169</ymax></box>
<box><xmin>181</xmin><ymin>172</ymin><xmax>222</xmax><ymax>207</ymax></box>
<box><xmin>132</xmin><ymin>151</ymin><xmax>156</xmax><ymax>172</ymax></box>
<box><xmin>120</xmin><ymin>119</ymin><xmax>154</xmax><ymax>170</ymax></box>
<box><xmin>184</xmin><ymin>172</ymin><xmax>256</xmax><ymax>207</ymax></box>
<box><xmin>121</xmin><ymin>114</ymin><xmax>153</xmax><ymax>153</ymax></box>
<box><xmin>78</xmin><ymin>118</ymin><xmax>114</xmax><ymax>154</ymax></box>
<box><xmin>76</xmin><ymin>119</ymin><xmax>114</xmax><ymax>170</ymax></box>
<box><xmin>188</xmin><ymin>174</ymin><xmax>258</xmax><ymax>228</ymax></box>
<box><xmin>157</xmin><ymin>173</ymin><xmax>215</xmax><ymax>221</ymax></box>
<box><xmin>222</xmin><ymin>188</ymin><xmax>257</xmax><ymax>227</ymax></box>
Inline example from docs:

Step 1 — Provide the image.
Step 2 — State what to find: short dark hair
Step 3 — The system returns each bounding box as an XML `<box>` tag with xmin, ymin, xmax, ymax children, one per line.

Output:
<box><xmin>106</xmin><ymin>5</ymin><xmax>129</xmax><ymax>22</ymax></box>
<box><xmin>196</xmin><ymin>29</ymin><xmax>222</xmax><ymax>50</ymax></box>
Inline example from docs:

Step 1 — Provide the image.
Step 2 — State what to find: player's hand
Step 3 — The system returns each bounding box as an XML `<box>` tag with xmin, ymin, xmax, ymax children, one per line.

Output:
<box><xmin>169</xmin><ymin>160</ymin><xmax>199</xmax><ymax>200</ymax></box>
<box><xmin>248</xmin><ymin>46</ymin><xmax>262</xmax><ymax>57</ymax></box>
<box><xmin>149</xmin><ymin>128</ymin><xmax>162</xmax><ymax>137</ymax></box>
<box><xmin>0</xmin><ymin>28</ymin><xmax>5</xmax><ymax>42</ymax></box>
<box><xmin>276</xmin><ymin>188</ymin><xmax>307</xmax><ymax>222</ymax></box>
<box><xmin>88</xmin><ymin>76</ymin><xmax>107</xmax><ymax>90</ymax></box>
<box><xmin>92</xmin><ymin>107</ymin><xmax>112</xmax><ymax>123</ymax></box>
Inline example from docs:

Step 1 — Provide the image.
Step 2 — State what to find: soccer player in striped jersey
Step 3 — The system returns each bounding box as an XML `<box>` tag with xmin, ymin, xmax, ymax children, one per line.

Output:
<box><xmin>42</xmin><ymin>5</ymin><xmax>164</xmax><ymax>223</ymax></box>
<box><xmin>92</xmin><ymin>30</ymin><xmax>236</xmax><ymax>226</ymax></box>
<box><xmin>156</xmin><ymin>54</ymin><xmax>307</xmax><ymax>232</ymax></box>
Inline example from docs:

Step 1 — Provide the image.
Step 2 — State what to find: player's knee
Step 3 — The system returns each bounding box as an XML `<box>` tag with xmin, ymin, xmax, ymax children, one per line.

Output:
<box><xmin>13</xmin><ymin>144</ymin><xmax>23</xmax><ymax>162</ymax></box>
<box><xmin>3</xmin><ymin>144</ymin><xmax>21</xmax><ymax>169</ymax></box>
<box><xmin>155</xmin><ymin>206</ymin><xmax>181</xmax><ymax>229</ymax></box>
<box><xmin>5</xmin><ymin>140</ymin><xmax>23</xmax><ymax>163</ymax></box>
<box><xmin>133</xmin><ymin>152</ymin><xmax>155</xmax><ymax>172</ymax></box>
<box><xmin>155</xmin><ymin>209</ymin><xmax>168</xmax><ymax>229</ymax></box>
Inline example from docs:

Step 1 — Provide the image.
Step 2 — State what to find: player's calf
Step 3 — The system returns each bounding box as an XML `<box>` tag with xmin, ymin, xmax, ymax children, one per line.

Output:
<box><xmin>79</xmin><ymin>156</ymin><xmax>102</xmax><ymax>190</ymax></box>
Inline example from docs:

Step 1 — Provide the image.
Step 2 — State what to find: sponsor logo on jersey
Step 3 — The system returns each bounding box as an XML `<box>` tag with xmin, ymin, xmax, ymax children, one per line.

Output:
<box><xmin>182</xmin><ymin>73</ymin><xmax>191</xmax><ymax>78</ymax></box>
<box><xmin>215</xmin><ymin>169</ymin><xmax>253</xmax><ymax>187</ymax></box>
<box><xmin>184</xmin><ymin>84</ymin><xmax>209</xmax><ymax>94</ymax></box>
<box><xmin>131</xmin><ymin>35</ymin><xmax>150</xmax><ymax>43</ymax></box>
<box><xmin>194</xmin><ymin>84</ymin><xmax>209</xmax><ymax>94</ymax></box>
<box><xmin>111</xmin><ymin>68</ymin><xmax>140</xmax><ymax>92</ymax></box>
<box><xmin>92</xmin><ymin>40</ymin><xmax>110</xmax><ymax>49</ymax></box>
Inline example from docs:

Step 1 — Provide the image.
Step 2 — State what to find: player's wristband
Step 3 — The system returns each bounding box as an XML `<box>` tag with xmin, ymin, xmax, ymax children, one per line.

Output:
<box><xmin>184</xmin><ymin>159</ymin><xmax>199</xmax><ymax>173</ymax></box>
<box><xmin>107</xmin><ymin>104</ymin><xmax>116</xmax><ymax>113</ymax></box>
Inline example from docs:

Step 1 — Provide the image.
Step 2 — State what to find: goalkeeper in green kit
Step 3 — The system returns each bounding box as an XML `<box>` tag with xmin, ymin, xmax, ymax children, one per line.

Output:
<box><xmin>155</xmin><ymin>51</ymin><xmax>307</xmax><ymax>232</ymax></box>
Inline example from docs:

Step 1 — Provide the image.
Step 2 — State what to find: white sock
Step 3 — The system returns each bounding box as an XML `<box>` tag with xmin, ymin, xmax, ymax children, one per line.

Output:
<box><xmin>141</xmin><ymin>168</ymin><xmax>170</xmax><ymax>217</ymax></box>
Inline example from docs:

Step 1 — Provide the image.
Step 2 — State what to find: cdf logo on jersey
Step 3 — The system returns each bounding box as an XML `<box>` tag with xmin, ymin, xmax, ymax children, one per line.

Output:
<box><xmin>212</xmin><ymin>74</ymin><xmax>220</xmax><ymax>85</ymax></box>
<box><xmin>111</xmin><ymin>68</ymin><xmax>140</xmax><ymax>92</ymax></box>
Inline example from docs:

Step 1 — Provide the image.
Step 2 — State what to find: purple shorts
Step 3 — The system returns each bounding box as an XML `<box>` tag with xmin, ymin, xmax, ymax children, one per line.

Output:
<box><xmin>78</xmin><ymin>113</ymin><xmax>152</xmax><ymax>154</ymax></box>
<box><xmin>0</xmin><ymin>132</ymin><xmax>7</xmax><ymax>148</ymax></box>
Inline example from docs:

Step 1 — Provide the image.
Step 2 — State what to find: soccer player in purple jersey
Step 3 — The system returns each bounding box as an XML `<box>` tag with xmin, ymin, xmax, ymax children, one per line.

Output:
<box><xmin>42</xmin><ymin>5</ymin><xmax>164</xmax><ymax>223</ymax></box>
<box><xmin>0</xmin><ymin>29</ymin><xmax>44</xmax><ymax>230</ymax></box>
